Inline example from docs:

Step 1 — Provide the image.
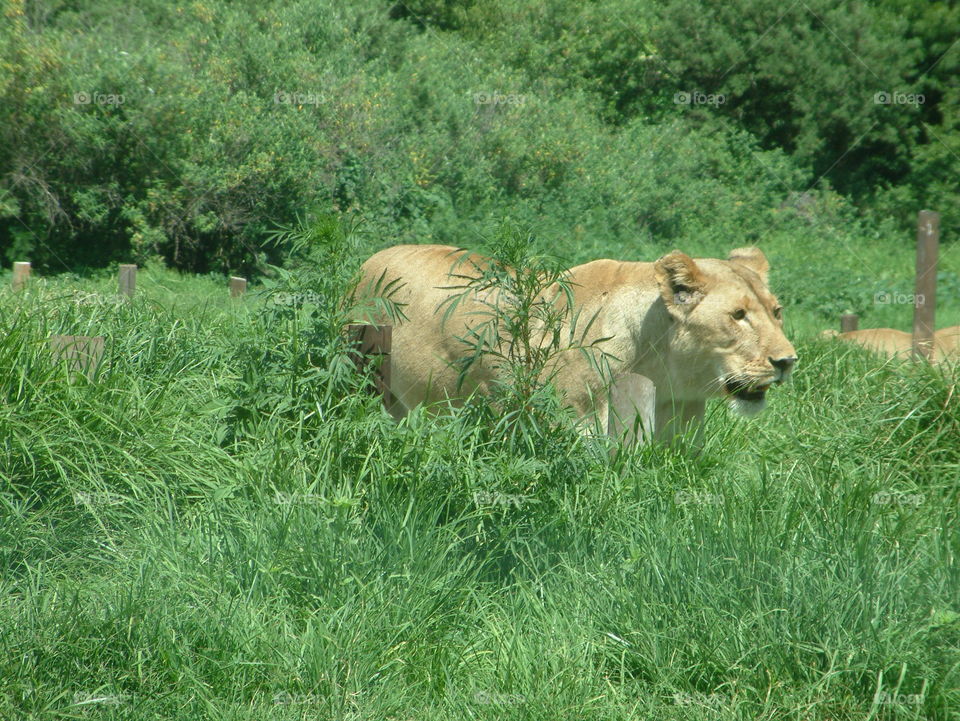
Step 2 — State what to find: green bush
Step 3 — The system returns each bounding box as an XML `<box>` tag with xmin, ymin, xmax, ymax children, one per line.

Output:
<box><xmin>7</xmin><ymin>0</ymin><xmax>948</xmax><ymax>277</ymax></box>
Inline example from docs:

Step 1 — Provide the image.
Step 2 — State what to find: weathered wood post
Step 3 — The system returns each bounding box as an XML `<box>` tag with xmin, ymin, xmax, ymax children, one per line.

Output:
<box><xmin>12</xmin><ymin>261</ymin><xmax>30</xmax><ymax>292</ymax></box>
<box><xmin>840</xmin><ymin>313</ymin><xmax>859</xmax><ymax>333</ymax></box>
<box><xmin>49</xmin><ymin>335</ymin><xmax>105</xmax><ymax>380</ymax></box>
<box><xmin>912</xmin><ymin>210</ymin><xmax>939</xmax><ymax>361</ymax></box>
<box><xmin>229</xmin><ymin>276</ymin><xmax>247</xmax><ymax>297</ymax></box>
<box><xmin>118</xmin><ymin>264</ymin><xmax>137</xmax><ymax>298</ymax></box>
<box><xmin>347</xmin><ymin>324</ymin><xmax>393</xmax><ymax>409</ymax></box>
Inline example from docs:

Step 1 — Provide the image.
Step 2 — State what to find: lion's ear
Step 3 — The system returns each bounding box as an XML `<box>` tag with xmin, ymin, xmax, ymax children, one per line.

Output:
<box><xmin>728</xmin><ymin>246</ymin><xmax>769</xmax><ymax>285</ymax></box>
<box><xmin>654</xmin><ymin>251</ymin><xmax>706</xmax><ymax>312</ymax></box>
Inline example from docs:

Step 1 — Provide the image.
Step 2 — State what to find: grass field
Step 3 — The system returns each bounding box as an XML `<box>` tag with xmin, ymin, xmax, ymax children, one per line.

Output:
<box><xmin>1</xmin><ymin>231</ymin><xmax>958</xmax><ymax>720</ymax></box>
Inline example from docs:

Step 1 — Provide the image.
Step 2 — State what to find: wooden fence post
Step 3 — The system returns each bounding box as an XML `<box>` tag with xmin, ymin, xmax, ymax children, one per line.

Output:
<box><xmin>347</xmin><ymin>324</ymin><xmax>393</xmax><ymax>409</ymax></box>
<box><xmin>119</xmin><ymin>264</ymin><xmax>137</xmax><ymax>298</ymax></box>
<box><xmin>229</xmin><ymin>277</ymin><xmax>247</xmax><ymax>297</ymax></box>
<box><xmin>12</xmin><ymin>261</ymin><xmax>30</xmax><ymax>292</ymax></box>
<box><xmin>912</xmin><ymin>210</ymin><xmax>939</xmax><ymax>361</ymax></box>
<box><xmin>49</xmin><ymin>335</ymin><xmax>105</xmax><ymax>380</ymax></box>
<box><xmin>840</xmin><ymin>313</ymin><xmax>858</xmax><ymax>333</ymax></box>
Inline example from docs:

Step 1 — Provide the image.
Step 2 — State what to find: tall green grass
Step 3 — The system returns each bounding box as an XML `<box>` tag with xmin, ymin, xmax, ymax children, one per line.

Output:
<box><xmin>1</xmin><ymin>239</ymin><xmax>958</xmax><ymax>720</ymax></box>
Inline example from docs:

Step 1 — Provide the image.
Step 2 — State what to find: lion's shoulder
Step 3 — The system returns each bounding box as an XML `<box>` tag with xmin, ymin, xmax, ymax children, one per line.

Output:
<box><xmin>566</xmin><ymin>259</ymin><xmax>657</xmax><ymax>301</ymax></box>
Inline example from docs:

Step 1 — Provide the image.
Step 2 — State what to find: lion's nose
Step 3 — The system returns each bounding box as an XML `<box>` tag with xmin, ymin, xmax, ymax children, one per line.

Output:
<box><xmin>770</xmin><ymin>355</ymin><xmax>797</xmax><ymax>376</ymax></box>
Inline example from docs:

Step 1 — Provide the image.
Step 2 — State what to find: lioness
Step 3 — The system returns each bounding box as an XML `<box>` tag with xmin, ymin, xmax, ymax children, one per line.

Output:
<box><xmin>822</xmin><ymin>325</ymin><xmax>960</xmax><ymax>364</ymax></box>
<box><xmin>936</xmin><ymin>325</ymin><xmax>960</xmax><ymax>357</ymax></box>
<box><xmin>356</xmin><ymin>245</ymin><xmax>797</xmax><ymax>441</ymax></box>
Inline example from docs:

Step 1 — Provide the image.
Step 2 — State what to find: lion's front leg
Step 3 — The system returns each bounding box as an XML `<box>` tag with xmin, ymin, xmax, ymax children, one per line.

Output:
<box><xmin>653</xmin><ymin>394</ymin><xmax>705</xmax><ymax>448</ymax></box>
<box><xmin>606</xmin><ymin>373</ymin><xmax>657</xmax><ymax>445</ymax></box>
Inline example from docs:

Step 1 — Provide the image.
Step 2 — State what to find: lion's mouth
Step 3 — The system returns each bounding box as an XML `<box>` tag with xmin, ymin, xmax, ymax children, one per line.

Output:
<box><xmin>724</xmin><ymin>380</ymin><xmax>772</xmax><ymax>402</ymax></box>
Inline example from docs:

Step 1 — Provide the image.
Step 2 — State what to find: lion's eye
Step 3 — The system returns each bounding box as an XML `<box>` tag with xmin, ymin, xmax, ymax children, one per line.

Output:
<box><xmin>731</xmin><ymin>308</ymin><xmax>747</xmax><ymax>320</ymax></box>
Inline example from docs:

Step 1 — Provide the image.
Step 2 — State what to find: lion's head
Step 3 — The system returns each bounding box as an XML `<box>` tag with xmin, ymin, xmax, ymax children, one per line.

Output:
<box><xmin>653</xmin><ymin>247</ymin><xmax>797</xmax><ymax>416</ymax></box>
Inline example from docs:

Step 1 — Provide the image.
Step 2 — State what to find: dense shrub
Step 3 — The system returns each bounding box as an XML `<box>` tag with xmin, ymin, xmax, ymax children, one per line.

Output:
<box><xmin>3</xmin><ymin>0</ymin><xmax>956</xmax><ymax>275</ymax></box>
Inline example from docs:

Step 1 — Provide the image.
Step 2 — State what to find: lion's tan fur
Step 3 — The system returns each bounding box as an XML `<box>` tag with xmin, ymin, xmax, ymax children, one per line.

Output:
<box><xmin>937</xmin><ymin>325</ymin><xmax>960</xmax><ymax>356</ymax></box>
<box><xmin>357</xmin><ymin>244</ymin><xmax>797</xmax><ymax>439</ymax></box>
<box><xmin>822</xmin><ymin>325</ymin><xmax>960</xmax><ymax>364</ymax></box>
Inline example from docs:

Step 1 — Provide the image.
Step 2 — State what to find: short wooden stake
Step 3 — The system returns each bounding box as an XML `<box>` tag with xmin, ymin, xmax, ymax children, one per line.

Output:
<box><xmin>49</xmin><ymin>335</ymin><xmax>105</xmax><ymax>380</ymax></box>
<box><xmin>840</xmin><ymin>313</ymin><xmax>858</xmax><ymax>333</ymax></box>
<box><xmin>118</xmin><ymin>264</ymin><xmax>137</xmax><ymax>298</ymax></box>
<box><xmin>348</xmin><ymin>324</ymin><xmax>393</xmax><ymax>408</ymax></box>
<box><xmin>229</xmin><ymin>276</ymin><xmax>247</xmax><ymax>297</ymax></box>
<box><xmin>12</xmin><ymin>261</ymin><xmax>30</xmax><ymax>292</ymax></box>
<box><xmin>912</xmin><ymin>210</ymin><xmax>939</xmax><ymax>361</ymax></box>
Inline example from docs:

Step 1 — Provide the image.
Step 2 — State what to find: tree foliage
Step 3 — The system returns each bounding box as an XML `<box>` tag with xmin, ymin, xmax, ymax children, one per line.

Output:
<box><xmin>0</xmin><ymin>0</ymin><xmax>956</xmax><ymax>273</ymax></box>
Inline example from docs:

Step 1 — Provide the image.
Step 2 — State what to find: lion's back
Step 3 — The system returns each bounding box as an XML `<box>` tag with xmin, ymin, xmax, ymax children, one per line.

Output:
<box><xmin>356</xmin><ymin>244</ymin><xmax>494</xmax><ymax>412</ymax></box>
<box><xmin>824</xmin><ymin>327</ymin><xmax>959</xmax><ymax>363</ymax></box>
